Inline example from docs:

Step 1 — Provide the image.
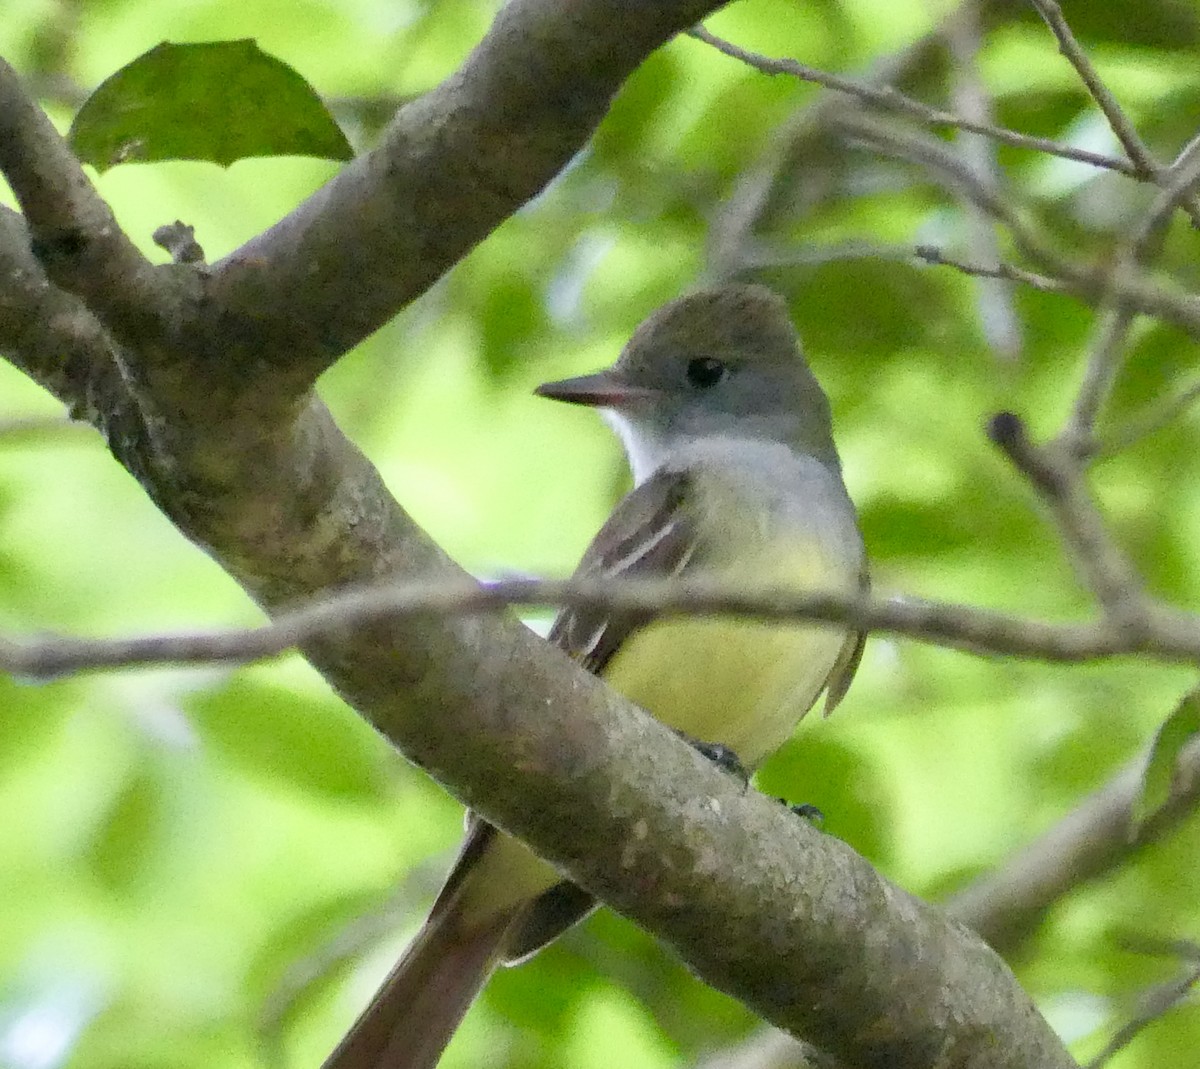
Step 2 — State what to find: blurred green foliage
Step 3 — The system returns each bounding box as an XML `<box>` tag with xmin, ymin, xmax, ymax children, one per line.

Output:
<box><xmin>2</xmin><ymin>0</ymin><xmax>1200</xmax><ymax>1067</ymax></box>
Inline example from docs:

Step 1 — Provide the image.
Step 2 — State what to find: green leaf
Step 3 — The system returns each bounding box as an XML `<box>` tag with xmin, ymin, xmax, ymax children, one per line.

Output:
<box><xmin>1135</xmin><ymin>687</ymin><xmax>1200</xmax><ymax>829</ymax></box>
<box><xmin>68</xmin><ymin>40</ymin><xmax>354</xmax><ymax>171</ymax></box>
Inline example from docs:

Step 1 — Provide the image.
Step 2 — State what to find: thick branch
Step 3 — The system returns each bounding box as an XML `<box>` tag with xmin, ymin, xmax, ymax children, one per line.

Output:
<box><xmin>102</xmin><ymin>391</ymin><xmax>1065</xmax><ymax>1068</ymax></box>
<box><xmin>688</xmin><ymin>729</ymin><xmax>1200</xmax><ymax>1069</ymax></box>
<box><xmin>0</xmin><ymin>378</ymin><xmax>1076</xmax><ymax>1069</ymax></box>
<box><xmin>0</xmin><ymin>204</ymin><xmax>130</xmax><ymax>433</ymax></box>
<box><xmin>2</xmin><ymin>3</ymin><xmax>735</xmax><ymax>406</ymax></box>
<box><xmin>201</xmin><ymin>0</ymin><xmax>731</xmax><ymax>389</ymax></box>
<box><xmin>0</xmin><ymin>59</ymin><xmax>188</xmax><ymax>351</ymax></box>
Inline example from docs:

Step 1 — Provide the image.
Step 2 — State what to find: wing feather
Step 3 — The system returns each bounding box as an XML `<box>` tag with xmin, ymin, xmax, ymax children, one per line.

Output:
<box><xmin>548</xmin><ymin>469</ymin><xmax>698</xmax><ymax>674</ymax></box>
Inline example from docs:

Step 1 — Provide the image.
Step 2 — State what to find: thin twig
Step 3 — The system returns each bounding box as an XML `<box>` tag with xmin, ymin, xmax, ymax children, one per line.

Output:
<box><xmin>1065</xmin><ymin>302</ymin><xmax>1140</xmax><ymax>450</ymax></box>
<box><xmin>915</xmin><ymin>245</ymin><xmax>1200</xmax><ymax>341</ymax></box>
<box><xmin>697</xmin><ymin>12</ymin><xmax>1200</xmax><ymax>452</ymax></box>
<box><xmin>1084</xmin><ymin>960</ymin><xmax>1200</xmax><ymax>1068</ymax></box>
<box><xmin>1063</xmin><ymin>134</ymin><xmax>1200</xmax><ymax>449</ymax></box>
<box><xmin>741</xmin><ymin>239</ymin><xmax>919</xmax><ymax>269</ymax></box>
<box><xmin>1027</xmin><ymin>0</ymin><xmax>1200</xmax><ymax>228</ymax></box>
<box><xmin>703</xmin><ymin>5</ymin><xmax>978</xmax><ymax>279</ymax></box>
<box><xmin>1097</xmin><ymin>376</ymin><xmax>1200</xmax><ymax>457</ymax></box>
<box><xmin>1025</xmin><ymin>2</ymin><xmax>1151</xmax><ymax>175</ymax></box>
<box><xmin>1130</xmin><ymin>131</ymin><xmax>1200</xmax><ymax>258</ymax></box>
<box><xmin>833</xmin><ymin>112</ymin><xmax>1069</xmax><ymax>274</ymax></box>
<box><xmin>687</xmin><ymin>26</ymin><xmax>1139</xmax><ymax>179</ymax></box>
<box><xmin>4</xmin><ymin>572</ymin><xmax>1200</xmax><ymax>683</ymax></box>
<box><xmin>987</xmin><ymin>413</ymin><xmax>1147</xmax><ymax>621</ymax></box>
<box><xmin>752</xmin><ymin>237</ymin><xmax>1200</xmax><ymax>350</ymax></box>
<box><xmin>915</xmin><ymin>246</ymin><xmax>1069</xmax><ymax>296</ymax></box>
<box><xmin>945</xmin><ymin>3</ymin><xmax>1022</xmax><ymax>361</ymax></box>
<box><xmin>1114</xmin><ymin>935</ymin><xmax>1200</xmax><ymax>963</ymax></box>
<box><xmin>850</xmin><ymin>115</ymin><xmax>1200</xmax><ymax>354</ymax></box>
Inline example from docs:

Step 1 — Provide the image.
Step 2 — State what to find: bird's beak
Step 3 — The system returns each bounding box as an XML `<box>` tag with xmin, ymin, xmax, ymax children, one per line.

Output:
<box><xmin>535</xmin><ymin>370</ymin><xmax>654</xmax><ymax>409</ymax></box>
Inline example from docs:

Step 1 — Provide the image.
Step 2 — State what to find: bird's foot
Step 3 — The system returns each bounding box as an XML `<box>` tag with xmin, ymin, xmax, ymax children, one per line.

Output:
<box><xmin>674</xmin><ymin>730</ymin><xmax>749</xmax><ymax>786</ymax></box>
<box><xmin>779</xmin><ymin>799</ymin><xmax>824</xmax><ymax>827</ymax></box>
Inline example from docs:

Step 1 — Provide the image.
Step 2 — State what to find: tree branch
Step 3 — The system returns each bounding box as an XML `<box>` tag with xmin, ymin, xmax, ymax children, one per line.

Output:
<box><xmin>1</xmin><ymin>4</ymin><xmax>1079</xmax><ymax>1064</ymax></box>
<box><xmin>916</xmin><ymin>245</ymin><xmax>1070</xmax><ymax>294</ymax></box>
<box><xmin>0</xmin><ymin>204</ymin><xmax>132</xmax><ymax>434</ymax></box>
<box><xmin>5</xmin><ymin>571</ymin><xmax>1200</xmax><ymax>685</ymax></box>
<box><xmin>831</xmin><ymin>111</ymin><xmax>1069</xmax><ymax>276</ymax></box>
<box><xmin>915</xmin><ymin>245</ymin><xmax>1200</xmax><ymax>343</ymax></box>
<box><xmin>12</xmin><ymin>2</ymin><xmax>1174</xmax><ymax>1061</ymax></box>
<box><xmin>0</xmin><ymin>58</ymin><xmax>190</xmax><ymax>353</ymax></box>
<box><xmin>0</xmin><ymin>413</ymin><xmax>87</xmax><ymax>442</ymax></box>
<box><xmin>1024</xmin><ymin>0</ymin><xmax>1200</xmax><ymax>224</ymax></box>
<box><xmin>688</xmin><ymin>26</ymin><xmax>1138</xmax><ymax>180</ymax></box>
<box><xmin>1025</xmin><ymin>2</ymin><xmax>1145</xmax><ymax>170</ymax></box>
<box><xmin>687</xmin><ymin>727</ymin><xmax>1200</xmax><ymax>1069</ymax></box>
<box><xmin>706</xmin><ymin>0</ymin><xmax>999</xmax><ymax>280</ymax></box>
<box><xmin>1061</xmin><ymin>132</ymin><xmax>1200</xmax><ymax>450</ymax></box>
<box><xmin>1097</xmin><ymin>374</ymin><xmax>1200</xmax><ymax>457</ymax></box>
<box><xmin>1084</xmin><ymin>951</ymin><xmax>1200</xmax><ymax>1068</ymax></box>
<box><xmin>5</xmin><ymin>579</ymin><xmax>1079</xmax><ymax>1069</ymax></box>
<box><xmin>987</xmin><ymin>413</ymin><xmax>1147</xmax><ymax>621</ymax></box>
<box><xmin>948</xmin><ymin>738</ymin><xmax>1200</xmax><ymax>951</ymax></box>
<box><xmin>197</xmin><ymin>0</ymin><xmax>733</xmax><ymax>391</ymax></box>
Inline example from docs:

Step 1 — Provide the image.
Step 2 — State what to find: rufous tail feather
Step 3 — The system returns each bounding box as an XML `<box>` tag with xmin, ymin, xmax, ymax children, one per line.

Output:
<box><xmin>320</xmin><ymin>908</ymin><xmax>514</xmax><ymax>1069</ymax></box>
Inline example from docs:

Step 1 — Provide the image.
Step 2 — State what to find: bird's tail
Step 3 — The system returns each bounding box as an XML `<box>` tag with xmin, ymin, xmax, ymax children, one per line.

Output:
<box><xmin>320</xmin><ymin>907</ymin><xmax>514</xmax><ymax>1069</ymax></box>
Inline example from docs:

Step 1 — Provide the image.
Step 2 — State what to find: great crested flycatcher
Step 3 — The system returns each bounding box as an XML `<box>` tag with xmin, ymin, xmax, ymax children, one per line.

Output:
<box><xmin>322</xmin><ymin>283</ymin><xmax>866</xmax><ymax>1069</ymax></box>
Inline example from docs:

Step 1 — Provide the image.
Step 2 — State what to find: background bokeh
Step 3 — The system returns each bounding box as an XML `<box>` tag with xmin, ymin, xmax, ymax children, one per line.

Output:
<box><xmin>3</xmin><ymin>0</ymin><xmax>1200</xmax><ymax>1066</ymax></box>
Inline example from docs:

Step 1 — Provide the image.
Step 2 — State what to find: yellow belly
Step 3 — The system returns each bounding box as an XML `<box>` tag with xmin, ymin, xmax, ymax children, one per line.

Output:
<box><xmin>602</xmin><ymin>615</ymin><xmax>844</xmax><ymax>768</ymax></box>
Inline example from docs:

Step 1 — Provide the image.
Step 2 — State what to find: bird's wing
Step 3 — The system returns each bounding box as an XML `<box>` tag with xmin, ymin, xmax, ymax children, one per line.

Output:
<box><xmin>823</xmin><ymin>560</ymin><xmax>869</xmax><ymax>715</ymax></box>
<box><xmin>548</xmin><ymin>466</ymin><xmax>700</xmax><ymax>673</ymax></box>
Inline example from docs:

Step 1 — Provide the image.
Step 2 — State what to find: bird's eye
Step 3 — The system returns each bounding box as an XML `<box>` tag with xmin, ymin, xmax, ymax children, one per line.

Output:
<box><xmin>686</xmin><ymin>357</ymin><xmax>727</xmax><ymax>389</ymax></box>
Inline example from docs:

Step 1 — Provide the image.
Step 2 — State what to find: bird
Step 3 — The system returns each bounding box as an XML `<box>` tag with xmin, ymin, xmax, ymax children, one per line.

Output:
<box><xmin>321</xmin><ymin>282</ymin><xmax>866</xmax><ymax>1069</ymax></box>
